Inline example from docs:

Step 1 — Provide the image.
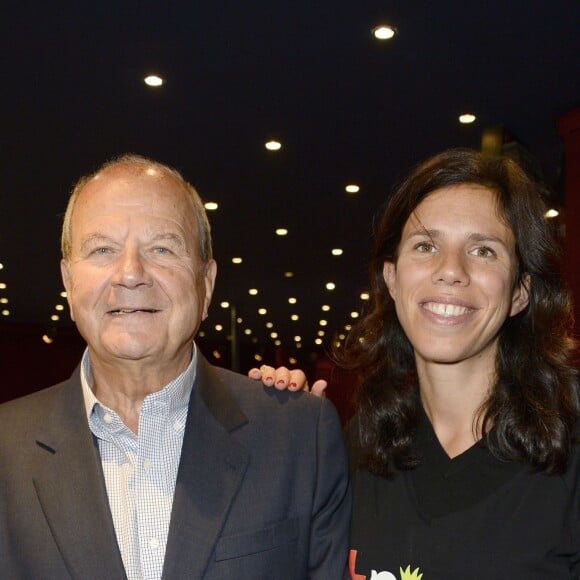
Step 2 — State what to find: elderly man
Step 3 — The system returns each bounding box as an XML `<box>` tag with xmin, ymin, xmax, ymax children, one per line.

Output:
<box><xmin>0</xmin><ymin>155</ymin><xmax>350</xmax><ymax>579</ymax></box>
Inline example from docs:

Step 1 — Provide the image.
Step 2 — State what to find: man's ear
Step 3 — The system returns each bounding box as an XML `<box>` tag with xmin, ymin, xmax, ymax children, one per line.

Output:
<box><xmin>201</xmin><ymin>259</ymin><xmax>217</xmax><ymax>321</ymax></box>
<box><xmin>382</xmin><ymin>261</ymin><xmax>397</xmax><ymax>300</ymax></box>
<box><xmin>510</xmin><ymin>273</ymin><xmax>530</xmax><ymax>317</ymax></box>
<box><xmin>60</xmin><ymin>259</ymin><xmax>75</xmax><ymax>322</ymax></box>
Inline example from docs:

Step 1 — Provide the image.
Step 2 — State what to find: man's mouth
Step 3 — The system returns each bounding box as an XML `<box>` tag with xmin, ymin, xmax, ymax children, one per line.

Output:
<box><xmin>108</xmin><ymin>308</ymin><xmax>159</xmax><ymax>316</ymax></box>
<box><xmin>422</xmin><ymin>302</ymin><xmax>471</xmax><ymax>317</ymax></box>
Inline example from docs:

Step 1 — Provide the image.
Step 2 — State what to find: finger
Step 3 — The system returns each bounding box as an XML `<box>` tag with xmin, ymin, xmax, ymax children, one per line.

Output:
<box><xmin>259</xmin><ymin>365</ymin><xmax>276</xmax><ymax>387</ymax></box>
<box><xmin>310</xmin><ymin>380</ymin><xmax>328</xmax><ymax>398</ymax></box>
<box><xmin>273</xmin><ymin>366</ymin><xmax>291</xmax><ymax>391</ymax></box>
<box><xmin>248</xmin><ymin>367</ymin><xmax>262</xmax><ymax>380</ymax></box>
<box><xmin>287</xmin><ymin>369</ymin><xmax>308</xmax><ymax>392</ymax></box>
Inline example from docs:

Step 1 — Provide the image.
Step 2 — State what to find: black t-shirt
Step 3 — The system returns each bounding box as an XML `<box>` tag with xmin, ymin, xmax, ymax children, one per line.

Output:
<box><xmin>348</xmin><ymin>412</ymin><xmax>580</xmax><ymax>579</ymax></box>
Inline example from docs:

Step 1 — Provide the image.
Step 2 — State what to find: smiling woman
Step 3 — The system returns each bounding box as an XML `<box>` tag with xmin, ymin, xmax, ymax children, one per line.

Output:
<box><xmin>254</xmin><ymin>147</ymin><xmax>580</xmax><ymax>579</ymax></box>
<box><xmin>335</xmin><ymin>148</ymin><xmax>580</xmax><ymax>579</ymax></box>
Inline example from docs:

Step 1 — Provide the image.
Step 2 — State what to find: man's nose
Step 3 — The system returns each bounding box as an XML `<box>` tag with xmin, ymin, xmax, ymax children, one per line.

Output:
<box><xmin>111</xmin><ymin>248</ymin><xmax>153</xmax><ymax>288</ymax></box>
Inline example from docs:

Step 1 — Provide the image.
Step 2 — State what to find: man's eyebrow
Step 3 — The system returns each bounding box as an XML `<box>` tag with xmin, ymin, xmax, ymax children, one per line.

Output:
<box><xmin>150</xmin><ymin>233</ymin><xmax>186</xmax><ymax>247</ymax></box>
<box><xmin>79</xmin><ymin>233</ymin><xmax>111</xmax><ymax>251</ymax></box>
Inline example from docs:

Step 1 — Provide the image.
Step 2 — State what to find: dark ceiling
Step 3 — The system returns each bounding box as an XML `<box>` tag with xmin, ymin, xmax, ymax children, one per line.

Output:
<box><xmin>1</xmin><ymin>1</ymin><xmax>579</xmax><ymax>366</ymax></box>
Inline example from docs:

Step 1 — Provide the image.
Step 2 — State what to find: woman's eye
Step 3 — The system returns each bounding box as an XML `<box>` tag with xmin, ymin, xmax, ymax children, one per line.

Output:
<box><xmin>415</xmin><ymin>242</ymin><xmax>436</xmax><ymax>253</ymax></box>
<box><xmin>472</xmin><ymin>246</ymin><xmax>495</xmax><ymax>258</ymax></box>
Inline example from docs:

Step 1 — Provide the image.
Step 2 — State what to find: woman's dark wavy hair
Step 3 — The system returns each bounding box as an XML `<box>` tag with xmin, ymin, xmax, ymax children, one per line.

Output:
<box><xmin>336</xmin><ymin>148</ymin><xmax>579</xmax><ymax>477</ymax></box>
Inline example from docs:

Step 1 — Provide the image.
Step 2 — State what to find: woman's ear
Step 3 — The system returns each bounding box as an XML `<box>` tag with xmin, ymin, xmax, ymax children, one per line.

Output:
<box><xmin>510</xmin><ymin>273</ymin><xmax>530</xmax><ymax>317</ymax></box>
<box><xmin>383</xmin><ymin>261</ymin><xmax>397</xmax><ymax>300</ymax></box>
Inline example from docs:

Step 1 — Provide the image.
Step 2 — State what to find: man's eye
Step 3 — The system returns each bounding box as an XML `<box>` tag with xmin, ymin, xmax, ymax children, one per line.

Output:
<box><xmin>153</xmin><ymin>247</ymin><xmax>171</xmax><ymax>254</ymax></box>
<box><xmin>93</xmin><ymin>247</ymin><xmax>111</xmax><ymax>255</ymax></box>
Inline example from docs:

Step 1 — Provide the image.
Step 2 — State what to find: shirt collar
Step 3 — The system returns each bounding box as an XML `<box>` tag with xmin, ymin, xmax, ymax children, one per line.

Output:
<box><xmin>81</xmin><ymin>343</ymin><xmax>198</xmax><ymax>421</ymax></box>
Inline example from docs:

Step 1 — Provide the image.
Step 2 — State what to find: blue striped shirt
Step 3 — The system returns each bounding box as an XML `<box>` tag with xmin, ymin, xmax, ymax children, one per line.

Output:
<box><xmin>81</xmin><ymin>345</ymin><xmax>196</xmax><ymax>580</ymax></box>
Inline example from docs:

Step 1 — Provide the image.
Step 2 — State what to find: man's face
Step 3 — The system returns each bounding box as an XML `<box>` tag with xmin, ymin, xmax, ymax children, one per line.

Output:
<box><xmin>61</xmin><ymin>164</ymin><xmax>216</xmax><ymax>373</ymax></box>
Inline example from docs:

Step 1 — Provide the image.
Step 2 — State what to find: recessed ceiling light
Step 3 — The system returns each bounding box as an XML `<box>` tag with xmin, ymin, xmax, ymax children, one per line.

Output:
<box><xmin>291</xmin><ymin>314</ymin><xmax>299</xmax><ymax>321</ymax></box>
<box><xmin>266</xmin><ymin>322</ymin><xmax>274</xmax><ymax>328</ymax></box>
<box><xmin>360</xmin><ymin>292</ymin><xmax>370</xmax><ymax>300</ymax></box>
<box><xmin>351</xmin><ymin>311</ymin><xmax>360</xmax><ymax>318</ymax></box>
<box><xmin>289</xmin><ymin>357</ymin><xmax>297</xmax><ymax>365</ymax></box>
<box><xmin>51</xmin><ymin>314</ymin><xmax>59</xmax><ymax>321</ymax></box>
<box><xmin>545</xmin><ymin>208</ymin><xmax>559</xmax><ymax>218</ymax></box>
<box><xmin>232</xmin><ymin>257</ymin><xmax>243</xmax><ymax>264</ymax></box>
<box><xmin>275</xmin><ymin>228</ymin><xmax>288</xmax><ymax>236</ymax></box>
<box><xmin>284</xmin><ymin>271</ymin><xmax>294</xmax><ymax>278</ymax></box>
<box><xmin>2</xmin><ymin>309</ymin><xmax>10</xmax><ymax>316</ymax></box>
<box><xmin>331</xmin><ymin>248</ymin><xmax>343</xmax><ymax>256</ymax></box>
<box><xmin>60</xmin><ymin>291</ymin><xmax>67</xmax><ymax>298</ymax></box>
<box><xmin>459</xmin><ymin>113</ymin><xmax>476</xmax><ymax>124</ymax></box>
<box><xmin>212</xmin><ymin>350</ymin><xmax>221</xmax><ymax>359</ymax></box>
<box><xmin>220</xmin><ymin>301</ymin><xmax>230</xmax><ymax>308</ymax></box>
<box><xmin>315</xmin><ymin>338</ymin><xmax>323</xmax><ymax>345</ymax></box>
<box><xmin>0</xmin><ymin>298</ymin><xmax>7</xmax><ymax>304</ymax></box>
<box><xmin>236</xmin><ymin>316</ymin><xmax>243</xmax><ymax>323</ymax></box>
<box><xmin>55</xmin><ymin>304</ymin><xmax>64</xmax><ymax>311</ymax></box>
<box><xmin>317</xmin><ymin>330</ymin><xmax>325</xmax><ymax>337</ymax></box>
<box><xmin>321</xmin><ymin>304</ymin><xmax>331</xmax><ymax>311</ymax></box>
<box><xmin>319</xmin><ymin>319</ymin><xmax>328</xmax><ymax>326</ymax></box>
<box><xmin>288</xmin><ymin>297</ymin><xmax>297</xmax><ymax>304</ymax></box>
<box><xmin>258</xmin><ymin>308</ymin><xmax>267</xmax><ymax>315</ymax></box>
<box><xmin>244</xmin><ymin>328</ymin><xmax>252</xmax><ymax>335</ymax></box>
<box><xmin>325</xmin><ymin>282</ymin><xmax>336</xmax><ymax>291</ymax></box>
<box><xmin>294</xmin><ymin>335</ymin><xmax>301</xmax><ymax>342</ymax></box>
<box><xmin>372</xmin><ymin>25</ymin><xmax>397</xmax><ymax>40</ymax></box>
<box><xmin>270</xmin><ymin>332</ymin><xmax>278</xmax><ymax>338</ymax></box>
<box><xmin>42</xmin><ymin>334</ymin><xmax>53</xmax><ymax>344</ymax></box>
<box><xmin>345</xmin><ymin>324</ymin><xmax>352</xmax><ymax>330</ymax></box>
<box><xmin>274</xmin><ymin>339</ymin><xmax>282</xmax><ymax>346</ymax></box>
<box><xmin>254</xmin><ymin>353</ymin><xmax>263</xmax><ymax>362</ymax></box>
<box><xmin>0</xmin><ymin>263</ymin><xmax>3</xmax><ymax>269</ymax></box>
<box><xmin>204</xmin><ymin>201</ymin><xmax>219</xmax><ymax>211</ymax></box>
<box><xmin>248</xmin><ymin>288</ymin><xmax>258</xmax><ymax>295</ymax></box>
<box><xmin>144</xmin><ymin>75</ymin><xmax>164</xmax><ymax>87</ymax></box>
<box><xmin>345</xmin><ymin>184</ymin><xmax>360</xmax><ymax>194</ymax></box>
<box><xmin>215</xmin><ymin>324</ymin><xmax>223</xmax><ymax>331</ymax></box>
<box><xmin>0</xmin><ymin>283</ymin><xmax>6</xmax><ymax>289</ymax></box>
<box><xmin>265</xmin><ymin>140</ymin><xmax>282</xmax><ymax>151</ymax></box>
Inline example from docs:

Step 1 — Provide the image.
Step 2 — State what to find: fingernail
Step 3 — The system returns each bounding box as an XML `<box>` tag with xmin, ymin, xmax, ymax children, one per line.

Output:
<box><xmin>276</xmin><ymin>380</ymin><xmax>285</xmax><ymax>385</ymax></box>
<box><xmin>289</xmin><ymin>382</ymin><xmax>297</xmax><ymax>388</ymax></box>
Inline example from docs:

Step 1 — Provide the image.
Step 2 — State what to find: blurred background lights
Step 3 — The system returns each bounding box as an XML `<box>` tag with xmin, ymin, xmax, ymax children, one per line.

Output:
<box><xmin>545</xmin><ymin>208</ymin><xmax>559</xmax><ymax>218</ymax></box>
<box><xmin>204</xmin><ymin>201</ymin><xmax>218</xmax><ymax>211</ymax></box>
<box><xmin>372</xmin><ymin>25</ymin><xmax>397</xmax><ymax>40</ymax></box>
<box><xmin>331</xmin><ymin>248</ymin><xmax>343</xmax><ymax>256</ymax></box>
<box><xmin>144</xmin><ymin>75</ymin><xmax>164</xmax><ymax>87</ymax></box>
<box><xmin>325</xmin><ymin>282</ymin><xmax>336</xmax><ymax>290</ymax></box>
<box><xmin>459</xmin><ymin>113</ymin><xmax>476</xmax><ymax>124</ymax></box>
<box><xmin>248</xmin><ymin>288</ymin><xmax>258</xmax><ymax>295</ymax></box>
<box><xmin>275</xmin><ymin>228</ymin><xmax>288</xmax><ymax>236</ymax></box>
<box><xmin>265</xmin><ymin>140</ymin><xmax>282</xmax><ymax>151</ymax></box>
<box><xmin>345</xmin><ymin>184</ymin><xmax>360</xmax><ymax>194</ymax></box>
<box><xmin>232</xmin><ymin>257</ymin><xmax>243</xmax><ymax>264</ymax></box>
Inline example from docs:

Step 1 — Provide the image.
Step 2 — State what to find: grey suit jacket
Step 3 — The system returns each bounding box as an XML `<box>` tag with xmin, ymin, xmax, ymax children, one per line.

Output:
<box><xmin>0</xmin><ymin>353</ymin><xmax>351</xmax><ymax>579</ymax></box>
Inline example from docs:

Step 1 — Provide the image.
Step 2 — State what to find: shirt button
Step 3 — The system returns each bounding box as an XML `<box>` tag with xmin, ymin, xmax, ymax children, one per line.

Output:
<box><xmin>149</xmin><ymin>537</ymin><xmax>159</xmax><ymax>550</ymax></box>
<box><xmin>103</xmin><ymin>413</ymin><xmax>113</xmax><ymax>424</ymax></box>
<box><xmin>143</xmin><ymin>459</ymin><xmax>153</xmax><ymax>471</ymax></box>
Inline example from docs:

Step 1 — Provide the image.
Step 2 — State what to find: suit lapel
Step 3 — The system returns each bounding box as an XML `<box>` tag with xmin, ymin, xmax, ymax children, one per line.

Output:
<box><xmin>162</xmin><ymin>355</ymin><xmax>250</xmax><ymax>579</ymax></box>
<box><xmin>32</xmin><ymin>369</ymin><xmax>127</xmax><ymax>580</ymax></box>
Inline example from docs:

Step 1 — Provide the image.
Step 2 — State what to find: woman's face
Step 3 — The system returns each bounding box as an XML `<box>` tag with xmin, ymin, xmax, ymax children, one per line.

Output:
<box><xmin>383</xmin><ymin>184</ymin><xmax>529</xmax><ymax>369</ymax></box>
